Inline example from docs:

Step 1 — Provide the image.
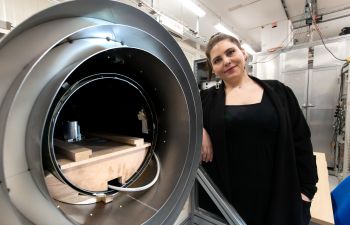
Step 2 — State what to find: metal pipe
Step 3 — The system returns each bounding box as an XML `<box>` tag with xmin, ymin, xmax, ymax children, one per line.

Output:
<box><xmin>292</xmin><ymin>5</ymin><xmax>350</xmax><ymax>24</ymax></box>
<box><xmin>280</xmin><ymin>0</ymin><xmax>290</xmax><ymax>19</ymax></box>
<box><xmin>294</xmin><ymin>13</ymin><xmax>350</xmax><ymax>29</ymax></box>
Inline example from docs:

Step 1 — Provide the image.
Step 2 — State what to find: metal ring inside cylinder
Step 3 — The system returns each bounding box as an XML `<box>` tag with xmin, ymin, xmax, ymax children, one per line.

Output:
<box><xmin>45</xmin><ymin>71</ymin><xmax>157</xmax><ymax>196</ymax></box>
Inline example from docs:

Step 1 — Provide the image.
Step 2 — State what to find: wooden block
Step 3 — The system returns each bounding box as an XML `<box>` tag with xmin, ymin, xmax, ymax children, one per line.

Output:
<box><xmin>56</xmin><ymin>138</ymin><xmax>151</xmax><ymax>192</ymax></box>
<box><xmin>88</xmin><ymin>133</ymin><xmax>144</xmax><ymax>147</ymax></box>
<box><xmin>54</xmin><ymin>139</ymin><xmax>92</xmax><ymax>162</ymax></box>
<box><xmin>96</xmin><ymin>195</ymin><xmax>114</xmax><ymax>204</ymax></box>
<box><xmin>46</xmin><ymin>136</ymin><xmax>151</xmax><ymax>205</ymax></box>
<box><xmin>60</xmin><ymin>145</ymin><xmax>149</xmax><ymax>191</ymax></box>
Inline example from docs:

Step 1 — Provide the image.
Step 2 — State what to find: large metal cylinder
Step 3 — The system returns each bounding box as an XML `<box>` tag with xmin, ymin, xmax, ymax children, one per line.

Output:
<box><xmin>0</xmin><ymin>0</ymin><xmax>202</xmax><ymax>224</ymax></box>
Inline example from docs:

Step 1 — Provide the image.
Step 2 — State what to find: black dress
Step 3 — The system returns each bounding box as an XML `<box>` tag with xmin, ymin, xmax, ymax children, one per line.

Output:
<box><xmin>224</xmin><ymin>91</ymin><xmax>279</xmax><ymax>225</ymax></box>
<box><xmin>201</xmin><ymin>78</ymin><xmax>318</xmax><ymax>225</ymax></box>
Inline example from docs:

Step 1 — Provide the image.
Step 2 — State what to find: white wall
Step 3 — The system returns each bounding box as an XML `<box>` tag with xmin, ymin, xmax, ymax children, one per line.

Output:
<box><xmin>261</xmin><ymin>19</ymin><xmax>293</xmax><ymax>52</ymax></box>
<box><xmin>1</xmin><ymin>0</ymin><xmax>54</xmax><ymax>26</ymax></box>
<box><xmin>0</xmin><ymin>0</ymin><xmax>6</xmax><ymax>21</ymax></box>
<box><xmin>177</xmin><ymin>40</ymin><xmax>205</xmax><ymax>70</ymax></box>
<box><xmin>1</xmin><ymin>0</ymin><xmax>204</xmax><ymax>68</ymax></box>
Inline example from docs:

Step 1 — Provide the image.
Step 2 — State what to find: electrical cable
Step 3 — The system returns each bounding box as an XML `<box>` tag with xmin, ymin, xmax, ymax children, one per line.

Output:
<box><xmin>108</xmin><ymin>151</ymin><xmax>161</xmax><ymax>192</ymax></box>
<box><xmin>255</xmin><ymin>4</ymin><xmax>349</xmax><ymax>65</ymax></box>
<box><xmin>309</xmin><ymin>3</ymin><xmax>348</xmax><ymax>62</ymax></box>
<box><xmin>252</xmin><ymin>29</ymin><xmax>295</xmax><ymax>64</ymax></box>
<box><xmin>253</xmin><ymin>19</ymin><xmax>305</xmax><ymax>64</ymax></box>
<box><xmin>313</xmin><ymin>22</ymin><xmax>347</xmax><ymax>62</ymax></box>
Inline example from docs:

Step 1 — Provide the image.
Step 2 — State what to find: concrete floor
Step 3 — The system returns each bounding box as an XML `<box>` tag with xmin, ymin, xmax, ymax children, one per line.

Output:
<box><xmin>328</xmin><ymin>175</ymin><xmax>339</xmax><ymax>191</ymax></box>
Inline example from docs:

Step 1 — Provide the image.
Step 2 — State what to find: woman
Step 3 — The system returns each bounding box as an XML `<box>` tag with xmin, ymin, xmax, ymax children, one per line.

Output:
<box><xmin>200</xmin><ymin>32</ymin><xmax>318</xmax><ymax>225</ymax></box>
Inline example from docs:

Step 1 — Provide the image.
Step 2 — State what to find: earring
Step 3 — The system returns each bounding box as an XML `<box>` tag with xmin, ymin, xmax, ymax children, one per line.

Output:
<box><xmin>215</xmin><ymin>80</ymin><xmax>220</xmax><ymax>89</ymax></box>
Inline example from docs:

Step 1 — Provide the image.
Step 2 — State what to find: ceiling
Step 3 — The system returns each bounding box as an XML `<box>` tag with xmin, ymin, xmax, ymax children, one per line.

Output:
<box><xmin>130</xmin><ymin>0</ymin><xmax>350</xmax><ymax>52</ymax></box>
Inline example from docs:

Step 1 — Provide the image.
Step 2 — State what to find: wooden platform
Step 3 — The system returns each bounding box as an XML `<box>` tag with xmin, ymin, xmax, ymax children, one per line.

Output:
<box><xmin>45</xmin><ymin>134</ymin><xmax>150</xmax><ymax>204</ymax></box>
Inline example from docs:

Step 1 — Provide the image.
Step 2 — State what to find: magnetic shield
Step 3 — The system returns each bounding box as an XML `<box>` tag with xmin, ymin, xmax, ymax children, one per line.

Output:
<box><xmin>0</xmin><ymin>1</ymin><xmax>202</xmax><ymax>224</ymax></box>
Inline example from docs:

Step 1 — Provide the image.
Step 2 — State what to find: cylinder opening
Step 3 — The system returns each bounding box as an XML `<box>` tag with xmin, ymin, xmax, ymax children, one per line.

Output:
<box><xmin>44</xmin><ymin>73</ymin><xmax>157</xmax><ymax>198</ymax></box>
<box><xmin>43</xmin><ymin>43</ymin><xmax>158</xmax><ymax>200</ymax></box>
<box><xmin>39</xmin><ymin>46</ymin><xmax>195</xmax><ymax>224</ymax></box>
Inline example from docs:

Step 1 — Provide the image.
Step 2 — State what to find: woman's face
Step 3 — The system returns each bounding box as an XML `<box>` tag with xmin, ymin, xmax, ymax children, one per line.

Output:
<box><xmin>209</xmin><ymin>39</ymin><xmax>247</xmax><ymax>81</ymax></box>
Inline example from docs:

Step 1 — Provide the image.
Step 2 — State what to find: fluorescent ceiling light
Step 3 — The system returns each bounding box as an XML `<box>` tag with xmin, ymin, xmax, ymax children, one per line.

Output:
<box><xmin>242</xmin><ymin>43</ymin><xmax>256</xmax><ymax>55</ymax></box>
<box><xmin>214</xmin><ymin>23</ymin><xmax>239</xmax><ymax>39</ymax></box>
<box><xmin>159</xmin><ymin>14</ymin><xmax>184</xmax><ymax>35</ymax></box>
<box><xmin>181</xmin><ymin>0</ymin><xmax>206</xmax><ymax>17</ymax></box>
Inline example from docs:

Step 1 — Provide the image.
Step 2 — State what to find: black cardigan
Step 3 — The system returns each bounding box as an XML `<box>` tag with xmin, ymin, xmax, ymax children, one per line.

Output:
<box><xmin>201</xmin><ymin>76</ymin><xmax>318</xmax><ymax>225</ymax></box>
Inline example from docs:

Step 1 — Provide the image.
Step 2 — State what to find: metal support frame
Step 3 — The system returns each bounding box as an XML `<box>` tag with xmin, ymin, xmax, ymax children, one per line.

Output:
<box><xmin>342</xmin><ymin>64</ymin><xmax>350</xmax><ymax>179</ymax></box>
<box><xmin>194</xmin><ymin>167</ymin><xmax>247</xmax><ymax>225</ymax></box>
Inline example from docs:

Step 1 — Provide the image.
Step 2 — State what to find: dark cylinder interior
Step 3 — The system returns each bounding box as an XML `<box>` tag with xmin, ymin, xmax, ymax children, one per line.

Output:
<box><xmin>54</xmin><ymin>77</ymin><xmax>155</xmax><ymax>141</ymax></box>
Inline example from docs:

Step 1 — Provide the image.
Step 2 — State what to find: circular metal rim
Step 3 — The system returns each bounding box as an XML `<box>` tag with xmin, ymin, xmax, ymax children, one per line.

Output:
<box><xmin>0</xmin><ymin>1</ymin><xmax>202</xmax><ymax>224</ymax></box>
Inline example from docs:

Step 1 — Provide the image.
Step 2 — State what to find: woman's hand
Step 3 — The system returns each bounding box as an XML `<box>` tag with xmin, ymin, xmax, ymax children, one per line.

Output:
<box><xmin>301</xmin><ymin>193</ymin><xmax>311</xmax><ymax>202</ymax></box>
<box><xmin>201</xmin><ymin>128</ymin><xmax>213</xmax><ymax>162</ymax></box>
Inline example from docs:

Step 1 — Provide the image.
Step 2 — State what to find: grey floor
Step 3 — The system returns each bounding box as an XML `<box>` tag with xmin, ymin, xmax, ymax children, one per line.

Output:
<box><xmin>328</xmin><ymin>174</ymin><xmax>340</xmax><ymax>191</ymax></box>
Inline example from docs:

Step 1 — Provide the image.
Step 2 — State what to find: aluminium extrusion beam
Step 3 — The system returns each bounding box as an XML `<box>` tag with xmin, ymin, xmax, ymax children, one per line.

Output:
<box><xmin>196</xmin><ymin>166</ymin><xmax>247</xmax><ymax>225</ymax></box>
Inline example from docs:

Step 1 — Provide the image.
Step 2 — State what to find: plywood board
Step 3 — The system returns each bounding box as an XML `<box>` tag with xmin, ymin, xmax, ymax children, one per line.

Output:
<box><xmin>311</xmin><ymin>152</ymin><xmax>335</xmax><ymax>225</ymax></box>
<box><xmin>45</xmin><ymin>173</ymin><xmax>98</xmax><ymax>205</ymax></box>
<box><xmin>55</xmin><ymin>137</ymin><xmax>150</xmax><ymax>192</ymax></box>
<box><xmin>54</xmin><ymin>139</ymin><xmax>92</xmax><ymax>161</ymax></box>
<box><xmin>89</xmin><ymin>133</ymin><xmax>144</xmax><ymax>147</ymax></box>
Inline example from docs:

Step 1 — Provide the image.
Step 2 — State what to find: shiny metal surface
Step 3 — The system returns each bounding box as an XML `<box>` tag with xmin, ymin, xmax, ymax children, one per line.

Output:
<box><xmin>281</xmin><ymin>70</ymin><xmax>308</xmax><ymax>115</ymax></box>
<box><xmin>309</xmin><ymin>67</ymin><xmax>341</xmax><ymax>167</ymax></box>
<box><xmin>0</xmin><ymin>1</ymin><xmax>202</xmax><ymax>224</ymax></box>
<box><xmin>280</xmin><ymin>48</ymin><xmax>308</xmax><ymax>72</ymax></box>
<box><xmin>313</xmin><ymin>41</ymin><xmax>347</xmax><ymax>68</ymax></box>
<box><xmin>273</xmin><ymin>41</ymin><xmax>344</xmax><ymax>168</ymax></box>
<box><xmin>63</xmin><ymin>121</ymin><xmax>81</xmax><ymax>142</ymax></box>
<box><xmin>253</xmin><ymin>53</ymin><xmax>281</xmax><ymax>80</ymax></box>
<box><xmin>310</xmin><ymin>67</ymin><xmax>341</xmax><ymax>109</ymax></box>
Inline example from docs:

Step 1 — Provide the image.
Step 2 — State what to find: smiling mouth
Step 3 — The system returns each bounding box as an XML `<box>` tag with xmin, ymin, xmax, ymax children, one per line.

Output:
<box><xmin>225</xmin><ymin>65</ymin><xmax>237</xmax><ymax>73</ymax></box>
